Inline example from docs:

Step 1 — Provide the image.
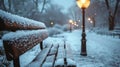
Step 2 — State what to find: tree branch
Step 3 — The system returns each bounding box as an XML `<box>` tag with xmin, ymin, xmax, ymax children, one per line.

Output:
<box><xmin>40</xmin><ymin>0</ymin><xmax>46</xmax><ymax>14</ymax></box>
<box><xmin>105</xmin><ymin>0</ymin><xmax>110</xmax><ymax>10</ymax></box>
<box><xmin>113</xmin><ymin>0</ymin><xmax>120</xmax><ymax>17</ymax></box>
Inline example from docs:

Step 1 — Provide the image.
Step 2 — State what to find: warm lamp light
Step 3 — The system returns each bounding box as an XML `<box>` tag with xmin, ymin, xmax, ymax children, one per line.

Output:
<box><xmin>76</xmin><ymin>0</ymin><xmax>90</xmax><ymax>9</ymax></box>
<box><xmin>69</xmin><ymin>20</ymin><xmax>73</xmax><ymax>23</ymax></box>
<box><xmin>88</xmin><ymin>17</ymin><xmax>91</xmax><ymax>21</ymax></box>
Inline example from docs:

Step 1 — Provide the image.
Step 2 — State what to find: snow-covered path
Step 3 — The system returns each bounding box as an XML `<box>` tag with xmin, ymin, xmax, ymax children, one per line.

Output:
<box><xmin>50</xmin><ymin>30</ymin><xmax>120</xmax><ymax>67</ymax></box>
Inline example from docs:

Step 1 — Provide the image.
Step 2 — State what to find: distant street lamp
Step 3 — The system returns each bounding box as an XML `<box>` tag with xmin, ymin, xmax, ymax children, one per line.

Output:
<box><xmin>88</xmin><ymin>17</ymin><xmax>95</xmax><ymax>27</ymax></box>
<box><xmin>69</xmin><ymin>20</ymin><xmax>73</xmax><ymax>32</ymax></box>
<box><xmin>76</xmin><ymin>0</ymin><xmax>90</xmax><ymax>56</ymax></box>
<box><xmin>78</xmin><ymin>19</ymin><xmax>81</xmax><ymax>22</ymax></box>
<box><xmin>88</xmin><ymin>17</ymin><xmax>91</xmax><ymax>21</ymax></box>
<box><xmin>50</xmin><ymin>21</ymin><xmax>54</xmax><ymax>27</ymax></box>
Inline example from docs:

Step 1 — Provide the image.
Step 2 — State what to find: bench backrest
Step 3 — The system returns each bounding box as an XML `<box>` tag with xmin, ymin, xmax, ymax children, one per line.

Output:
<box><xmin>0</xmin><ymin>10</ymin><xmax>48</xmax><ymax>62</ymax></box>
<box><xmin>3</xmin><ymin>30</ymin><xmax>48</xmax><ymax>61</ymax></box>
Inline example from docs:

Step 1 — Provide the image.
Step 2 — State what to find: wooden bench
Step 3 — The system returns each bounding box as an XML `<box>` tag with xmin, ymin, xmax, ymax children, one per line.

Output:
<box><xmin>0</xmin><ymin>9</ymin><xmax>66</xmax><ymax>67</ymax></box>
<box><xmin>0</xmin><ymin>10</ymin><xmax>51</xmax><ymax>67</ymax></box>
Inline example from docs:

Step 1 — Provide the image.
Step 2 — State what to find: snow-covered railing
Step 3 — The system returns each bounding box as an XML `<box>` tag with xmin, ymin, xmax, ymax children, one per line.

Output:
<box><xmin>1</xmin><ymin>10</ymin><xmax>49</xmax><ymax>67</ymax></box>
<box><xmin>0</xmin><ymin>9</ymin><xmax>46</xmax><ymax>31</ymax></box>
<box><xmin>96</xmin><ymin>29</ymin><xmax>120</xmax><ymax>39</ymax></box>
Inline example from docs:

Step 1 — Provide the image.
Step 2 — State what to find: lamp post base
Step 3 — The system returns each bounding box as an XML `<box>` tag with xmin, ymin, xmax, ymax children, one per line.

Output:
<box><xmin>80</xmin><ymin>38</ymin><xmax>87</xmax><ymax>56</ymax></box>
<box><xmin>80</xmin><ymin>52</ymin><xmax>87</xmax><ymax>56</ymax></box>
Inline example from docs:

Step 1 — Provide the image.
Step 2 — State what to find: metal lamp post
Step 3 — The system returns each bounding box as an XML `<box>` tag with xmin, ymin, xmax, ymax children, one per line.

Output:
<box><xmin>69</xmin><ymin>20</ymin><xmax>73</xmax><ymax>32</ymax></box>
<box><xmin>76</xmin><ymin>0</ymin><xmax>90</xmax><ymax>56</ymax></box>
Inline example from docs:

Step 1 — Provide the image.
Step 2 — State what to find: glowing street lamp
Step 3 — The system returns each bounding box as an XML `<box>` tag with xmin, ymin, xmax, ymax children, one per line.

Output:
<box><xmin>51</xmin><ymin>22</ymin><xmax>53</xmax><ymax>25</ymax></box>
<box><xmin>50</xmin><ymin>22</ymin><xmax>54</xmax><ymax>27</ymax></box>
<box><xmin>78</xmin><ymin>19</ymin><xmax>81</xmax><ymax>22</ymax></box>
<box><xmin>88</xmin><ymin>17</ymin><xmax>93</xmax><ymax>23</ymax></box>
<box><xmin>76</xmin><ymin>0</ymin><xmax>90</xmax><ymax>56</ymax></box>
<box><xmin>90</xmin><ymin>20</ymin><xmax>93</xmax><ymax>23</ymax></box>
<box><xmin>69</xmin><ymin>20</ymin><xmax>73</xmax><ymax>23</ymax></box>
<box><xmin>88</xmin><ymin>17</ymin><xmax>91</xmax><ymax>21</ymax></box>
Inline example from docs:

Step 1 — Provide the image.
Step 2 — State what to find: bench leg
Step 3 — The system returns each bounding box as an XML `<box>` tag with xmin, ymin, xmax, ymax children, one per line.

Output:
<box><xmin>13</xmin><ymin>57</ymin><xmax>20</xmax><ymax>67</ymax></box>
<box><xmin>40</xmin><ymin>41</ymin><xmax>43</xmax><ymax>50</ymax></box>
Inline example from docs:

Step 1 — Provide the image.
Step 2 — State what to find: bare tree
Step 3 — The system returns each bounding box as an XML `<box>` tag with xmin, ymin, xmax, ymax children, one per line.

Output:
<box><xmin>105</xmin><ymin>0</ymin><xmax>120</xmax><ymax>30</ymax></box>
<box><xmin>40</xmin><ymin>0</ymin><xmax>46</xmax><ymax>13</ymax></box>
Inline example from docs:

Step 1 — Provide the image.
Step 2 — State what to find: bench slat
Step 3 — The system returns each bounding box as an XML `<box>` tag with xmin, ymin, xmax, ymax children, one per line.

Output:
<box><xmin>66</xmin><ymin>44</ymin><xmax>76</xmax><ymax>67</ymax></box>
<box><xmin>54</xmin><ymin>45</ymin><xmax>65</xmax><ymax>67</ymax></box>
<box><xmin>48</xmin><ymin>44</ymin><xmax>59</xmax><ymax>56</ymax></box>
<box><xmin>42</xmin><ymin>55</ymin><xmax>55</xmax><ymax>67</ymax></box>
<box><xmin>42</xmin><ymin>44</ymin><xmax>59</xmax><ymax>67</ymax></box>
<box><xmin>54</xmin><ymin>44</ymin><xmax>76</xmax><ymax>67</ymax></box>
<box><xmin>26</xmin><ymin>44</ymin><xmax>52</xmax><ymax>67</ymax></box>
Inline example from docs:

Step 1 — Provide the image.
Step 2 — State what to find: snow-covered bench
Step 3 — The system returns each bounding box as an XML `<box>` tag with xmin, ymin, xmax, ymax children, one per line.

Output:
<box><xmin>0</xmin><ymin>10</ymin><xmax>54</xmax><ymax>67</ymax></box>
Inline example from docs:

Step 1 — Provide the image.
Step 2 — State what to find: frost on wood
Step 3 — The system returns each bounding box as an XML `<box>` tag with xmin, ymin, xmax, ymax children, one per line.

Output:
<box><xmin>0</xmin><ymin>9</ymin><xmax>46</xmax><ymax>30</ymax></box>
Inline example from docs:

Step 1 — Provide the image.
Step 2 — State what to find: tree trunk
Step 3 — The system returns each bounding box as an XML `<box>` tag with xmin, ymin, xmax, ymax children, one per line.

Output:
<box><xmin>109</xmin><ymin>15</ymin><xmax>114</xmax><ymax>30</ymax></box>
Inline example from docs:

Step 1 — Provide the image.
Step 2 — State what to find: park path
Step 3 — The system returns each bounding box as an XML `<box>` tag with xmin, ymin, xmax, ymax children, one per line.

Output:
<box><xmin>54</xmin><ymin>30</ymin><xmax>120</xmax><ymax>67</ymax></box>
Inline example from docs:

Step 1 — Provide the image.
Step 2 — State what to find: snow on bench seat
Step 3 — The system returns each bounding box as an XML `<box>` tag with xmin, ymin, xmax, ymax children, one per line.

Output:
<box><xmin>42</xmin><ymin>55</ymin><xmax>55</xmax><ymax>67</ymax></box>
<box><xmin>66</xmin><ymin>44</ymin><xmax>76</xmax><ymax>67</ymax></box>
<box><xmin>54</xmin><ymin>44</ymin><xmax>65</xmax><ymax>67</ymax></box>
<box><xmin>2</xmin><ymin>29</ymin><xmax>48</xmax><ymax>61</ymax></box>
<box><xmin>48</xmin><ymin>44</ymin><xmax>59</xmax><ymax>56</ymax></box>
<box><xmin>42</xmin><ymin>44</ymin><xmax>59</xmax><ymax>67</ymax></box>
<box><xmin>54</xmin><ymin>43</ymin><xmax>76</xmax><ymax>67</ymax></box>
<box><xmin>26</xmin><ymin>44</ymin><xmax>52</xmax><ymax>67</ymax></box>
<box><xmin>0</xmin><ymin>9</ymin><xmax>46</xmax><ymax>31</ymax></box>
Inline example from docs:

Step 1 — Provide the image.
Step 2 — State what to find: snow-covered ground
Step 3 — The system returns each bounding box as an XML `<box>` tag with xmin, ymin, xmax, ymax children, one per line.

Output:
<box><xmin>1</xmin><ymin>29</ymin><xmax>120</xmax><ymax>67</ymax></box>
<box><xmin>47</xmin><ymin>30</ymin><xmax>120</xmax><ymax>67</ymax></box>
